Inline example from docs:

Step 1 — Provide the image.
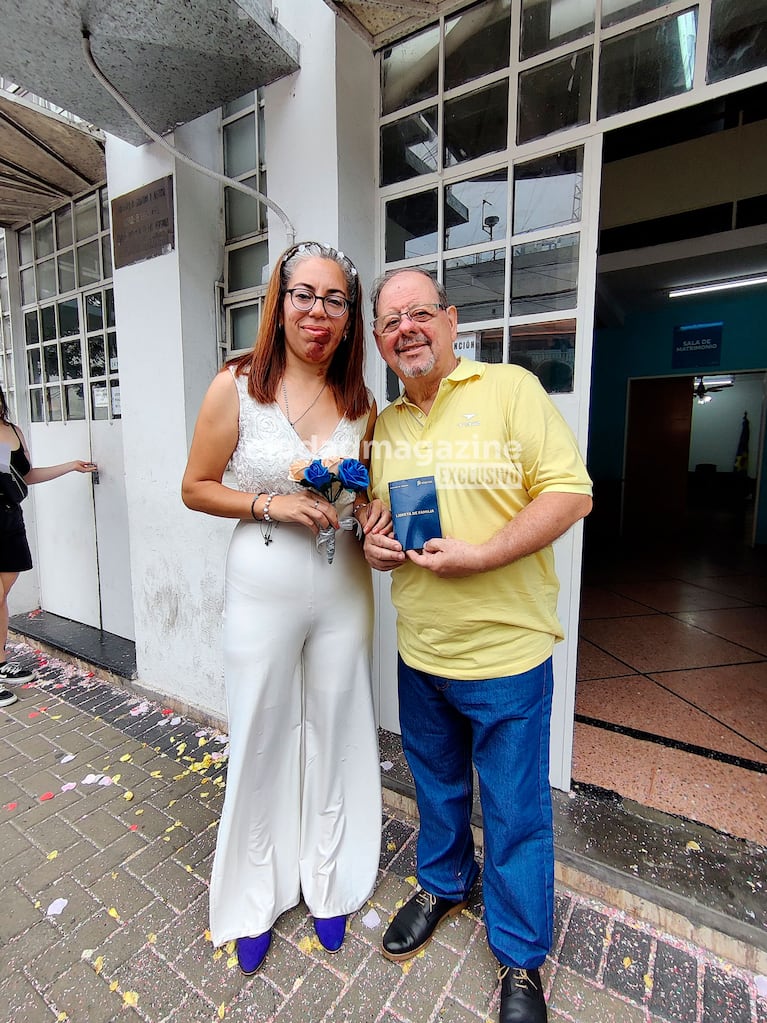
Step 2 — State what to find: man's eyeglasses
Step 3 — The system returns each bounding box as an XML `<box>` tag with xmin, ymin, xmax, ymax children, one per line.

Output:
<box><xmin>285</xmin><ymin>288</ymin><xmax>350</xmax><ymax>318</ymax></box>
<box><xmin>373</xmin><ymin>303</ymin><xmax>445</xmax><ymax>335</ymax></box>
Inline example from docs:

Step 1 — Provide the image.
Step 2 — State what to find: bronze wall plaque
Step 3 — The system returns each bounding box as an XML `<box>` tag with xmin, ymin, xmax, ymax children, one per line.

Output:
<box><xmin>111</xmin><ymin>175</ymin><xmax>175</xmax><ymax>270</ymax></box>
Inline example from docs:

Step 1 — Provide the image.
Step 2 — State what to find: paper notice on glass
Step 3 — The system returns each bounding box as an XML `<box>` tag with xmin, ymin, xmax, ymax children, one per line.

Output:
<box><xmin>0</xmin><ymin>442</ymin><xmax>11</xmax><ymax>474</ymax></box>
<box><xmin>388</xmin><ymin>475</ymin><xmax>442</xmax><ymax>552</ymax></box>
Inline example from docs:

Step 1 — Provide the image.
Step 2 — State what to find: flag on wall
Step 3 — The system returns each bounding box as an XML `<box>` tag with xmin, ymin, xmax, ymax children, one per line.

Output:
<box><xmin>734</xmin><ymin>412</ymin><xmax>750</xmax><ymax>474</ymax></box>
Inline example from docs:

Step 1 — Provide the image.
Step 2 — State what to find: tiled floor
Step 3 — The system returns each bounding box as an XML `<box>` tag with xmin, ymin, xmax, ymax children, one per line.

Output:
<box><xmin>574</xmin><ymin>507</ymin><xmax>767</xmax><ymax>846</ymax></box>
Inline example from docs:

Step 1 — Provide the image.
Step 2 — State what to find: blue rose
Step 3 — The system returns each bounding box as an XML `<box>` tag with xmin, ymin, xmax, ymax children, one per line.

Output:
<box><xmin>338</xmin><ymin>458</ymin><xmax>369</xmax><ymax>491</ymax></box>
<box><xmin>304</xmin><ymin>459</ymin><xmax>333</xmax><ymax>490</ymax></box>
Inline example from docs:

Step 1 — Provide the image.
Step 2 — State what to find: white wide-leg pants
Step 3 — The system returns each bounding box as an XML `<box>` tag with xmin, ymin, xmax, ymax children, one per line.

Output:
<box><xmin>209</xmin><ymin>520</ymin><xmax>382</xmax><ymax>947</ymax></box>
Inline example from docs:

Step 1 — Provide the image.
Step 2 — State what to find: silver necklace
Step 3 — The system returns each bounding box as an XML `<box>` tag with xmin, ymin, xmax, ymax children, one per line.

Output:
<box><xmin>282</xmin><ymin>378</ymin><xmax>327</xmax><ymax>428</ymax></box>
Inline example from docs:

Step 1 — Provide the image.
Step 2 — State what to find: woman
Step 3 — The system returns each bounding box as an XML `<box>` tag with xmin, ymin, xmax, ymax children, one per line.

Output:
<box><xmin>182</xmin><ymin>242</ymin><xmax>387</xmax><ymax>974</ymax></box>
<box><xmin>0</xmin><ymin>385</ymin><xmax>97</xmax><ymax>707</ymax></box>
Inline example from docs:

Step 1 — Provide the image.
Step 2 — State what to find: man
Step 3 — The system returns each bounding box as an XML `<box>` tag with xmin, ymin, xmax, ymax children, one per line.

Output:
<box><xmin>364</xmin><ymin>268</ymin><xmax>592</xmax><ymax>1023</ymax></box>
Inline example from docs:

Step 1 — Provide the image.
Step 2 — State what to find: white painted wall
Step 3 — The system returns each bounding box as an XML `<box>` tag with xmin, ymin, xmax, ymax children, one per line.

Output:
<box><xmin>689</xmin><ymin>373</ymin><xmax>764</xmax><ymax>473</ymax></box>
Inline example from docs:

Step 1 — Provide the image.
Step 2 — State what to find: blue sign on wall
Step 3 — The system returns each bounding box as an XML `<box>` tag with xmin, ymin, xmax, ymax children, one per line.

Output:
<box><xmin>672</xmin><ymin>322</ymin><xmax>723</xmax><ymax>369</ymax></box>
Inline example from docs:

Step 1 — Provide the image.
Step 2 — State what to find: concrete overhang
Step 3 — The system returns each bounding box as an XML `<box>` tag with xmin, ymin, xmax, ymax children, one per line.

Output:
<box><xmin>0</xmin><ymin>1</ymin><xmax>300</xmax><ymax>148</ymax></box>
<box><xmin>323</xmin><ymin>0</ymin><xmax>441</xmax><ymax>48</ymax></box>
<box><xmin>0</xmin><ymin>91</ymin><xmax>106</xmax><ymax>229</ymax></box>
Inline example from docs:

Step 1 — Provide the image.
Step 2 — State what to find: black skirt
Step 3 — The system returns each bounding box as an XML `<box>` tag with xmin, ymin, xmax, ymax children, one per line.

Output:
<box><xmin>0</xmin><ymin>502</ymin><xmax>33</xmax><ymax>572</ymax></box>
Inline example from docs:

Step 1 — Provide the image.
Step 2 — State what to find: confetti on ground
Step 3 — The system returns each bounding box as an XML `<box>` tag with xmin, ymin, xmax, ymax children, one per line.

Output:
<box><xmin>60</xmin><ymin>753</ymin><xmax>76</xmax><ymax>763</ymax></box>
<box><xmin>46</xmin><ymin>898</ymin><xmax>68</xmax><ymax>916</ymax></box>
<box><xmin>5</xmin><ymin>802</ymin><xmax>17</xmax><ymax>811</ymax></box>
<box><xmin>39</xmin><ymin>792</ymin><xmax>55</xmax><ymax>801</ymax></box>
<box><xmin>82</xmin><ymin>773</ymin><xmax>103</xmax><ymax>785</ymax></box>
<box><xmin>61</xmin><ymin>782</ymin><xmax>76</xmax><ymax>792</ymax></box>
<box><xmin>380</xmin><ymin>760</ymin><xmax>394</xmax><ymax>771</ymax></box>
<box><xmin>361</xmin><ymin>908</ymin><xmax>381</xmax><ymax>928</ymax></box>
<box><xmin>122</xmin><ymin>992</ymin><xmax>139</xmax><ymax>1007</ymax></box>
<box><xmin>686</xmin><ymin>840</ymin><xmax>702</xmax><ymax>851</ymax></box>
<box><xmin>47</xmin><ymin>850</ymin><xmax>58</xmax><ymax>860</ymax></box>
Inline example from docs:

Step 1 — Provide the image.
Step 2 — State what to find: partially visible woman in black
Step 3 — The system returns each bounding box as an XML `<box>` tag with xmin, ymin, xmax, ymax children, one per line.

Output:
<box><xmin>0</xmin><ymin>385</ymin><xmax>97</xmax><ymax>706</ymax></box>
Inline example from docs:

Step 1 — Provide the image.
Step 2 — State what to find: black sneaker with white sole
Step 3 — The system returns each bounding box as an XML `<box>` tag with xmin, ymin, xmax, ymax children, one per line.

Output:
<box><xmin>0</xmin><ymin>662</ymin><xmax>37</xmax><ymax>684</ymax></box>
<box><xmin>0</xmin><ymin>688</ymin><xmax>19</xmax><ymax>707</ymax></box>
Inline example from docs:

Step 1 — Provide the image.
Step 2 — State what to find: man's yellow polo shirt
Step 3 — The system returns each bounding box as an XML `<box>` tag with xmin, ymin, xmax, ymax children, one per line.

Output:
<box><xmin>369</xmin><ymin>359</ymin><xmax>593</xmax><ymax>680</ymax></box>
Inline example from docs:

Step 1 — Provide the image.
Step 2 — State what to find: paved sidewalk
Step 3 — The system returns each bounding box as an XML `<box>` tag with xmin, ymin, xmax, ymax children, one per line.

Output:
<box><xmin>1</xmin><ymin>641</ymin><xmax>764</xmax><ymax>1023</ymax></box>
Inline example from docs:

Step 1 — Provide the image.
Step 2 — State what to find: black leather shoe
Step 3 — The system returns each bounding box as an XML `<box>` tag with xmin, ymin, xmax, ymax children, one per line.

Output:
<box><xmin>498</xmin><ymin>966</ymin><xmax>547</xmax><ymax>1023</ymax></box>
<box><xmin>382</xmin><ymin>888</ymin><xmax>467</xmax><ymax>962</ymax></box>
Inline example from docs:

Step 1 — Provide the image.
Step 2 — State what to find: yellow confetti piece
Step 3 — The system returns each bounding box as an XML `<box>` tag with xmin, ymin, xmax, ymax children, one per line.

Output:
<box><xmin>123</xmin><ymin>991</ymin><xmax>139</xmax><ymax>1007</ymax></box>
<box><xmin>168</xmin><ymin>799</ymin><xmax>177</xmax><ymax>807</ymax></box>
<box><xmin>644</xmin><ymin>973</ymin><xmax>652</xmax><ymax>988</ymax></box>
<box><xmin>177</xmin><ymin>742</ymin><xmax>187</xmax><ymax>756</ymax></box>
<box><xmin>123</xmin><ymin>791</ymin><xmax>134</xmax><ymax>801</ymax></box>
<box><xmin>401</xmin><ymin>959</ymin><xmax>414</xmax><ymax>974</ymax></box>
<box><xmin>185</xmin><ymin>864</ymin><xmax>192</xmax><ymax>872</ymax></box>
<box><xmin>119</xmin><ymin>754</ymin><xmax>132</xmax><ymax>763</ymax></box>
<box><xmin>623</xmin><ymin>956</ymin><xmax>633</xmax><ymax>968</ymax></box>
<box><xmin>298</xmin><ymin>935</ymin><xmax>315</xmax><ymax>954</ymax></box>
<box><xmin>686</xmin><ymin>840</ymin><xmax>701</xmax><ymax>851</ymax></box>
<box><xmin>57</xmin><ymin>1013</ymin><xmax>68</xmax><ymax>1021</ymax></box>
<box><xmin>226</xmin><ymin>955</ymin><xmax>238</xmax><ymax>969</ymax></box>
<box><xmin>109</xmin><ymin>980</ymin><xmax>119</xmax><ymax>992</ymax></box>
<box><xmin>225</xmin><ymin>940</ymin><xmax>236</xmax><ymax>954</ymax></box>
<box><xmin>199</xmin><ymin>737</ymin><xmax>208</xmax><ymax>747</ymax></box>
<box><xmin>47</xmin><ymin>850</ymin><xmax>59</xmax><ymax>860</ymax></box>
<box><xmin>134</xmin><ymin>808</ymin><xmax>144</xmax><ymax>816</ymax></box>
<box><xmin>150</xmin><ymin>770</ymin><xmax>163</xmax><ymax>778</ymax></box>
<box><xmin>405</xmin><ymin>875</ymin><xmax>417</xmax><ymax>886</ymax></box>
<box><xmin>386</xmin><ymin>841</ymin><xmax>396</xmax><ymax>852</ymax></box>
<box><xmin>93</xmin><ymin>955</ymin><xmax>104</xmax><ymax>975</ymax></box>
<box><xmin>111</xmin><ymin>774</ymin><xmax>121</xmax><ymax>783</ymax></box>
<box><xmin>163</xmin><ymin>836</ymin><xmax>170</xmax><ymax>842</ymax></box>
<box><xmin>204</xmin><ymin>929</ymin><xmax>212</xmax><ymax>942</ymax></box>
<box><xmin>34</xmin><ymin>900</ymin><xmax>41</xmax><ymax>909</ymax></box>
<box><xmin>108</xmin><ymin>907</ymin><xmax>121</xmax><ymax>920</ymax></box>
<box><xmin>213</xmin><ymin>949</ymin><xmax>224</xmax><ymax>961</ymax></box>
<box><xmin>50</xmin><ymin>715</ymin><xmax>62</xmax><ymax>721</ymax></box>
<box><xmin>200</xmin><ymin>791</ymin><xmax>210</xmax><ymax>798</ymax></box>
<box><xmin>218</xmin><ymin>1004</ymin><xmax>226</xmax><ymax>1020</ymax></box>
<box><xmin>147</xmin><ymin>933</ymin><xmax>157</xmax><ymax>944</ymax></box>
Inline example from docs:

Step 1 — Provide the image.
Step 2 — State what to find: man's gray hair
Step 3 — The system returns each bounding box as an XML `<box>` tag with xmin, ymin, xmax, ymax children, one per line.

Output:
<box><xmin>370</xmin><ymin>267</ymin><xmax>449</xmax><ymax>315</ymax></box>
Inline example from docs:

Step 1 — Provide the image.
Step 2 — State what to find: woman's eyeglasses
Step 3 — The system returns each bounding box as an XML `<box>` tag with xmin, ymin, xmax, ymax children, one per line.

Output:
<box><xmin>285</xmin><ymin>288</ymin><xmax>349</xmax><ymax>318</ymax></box>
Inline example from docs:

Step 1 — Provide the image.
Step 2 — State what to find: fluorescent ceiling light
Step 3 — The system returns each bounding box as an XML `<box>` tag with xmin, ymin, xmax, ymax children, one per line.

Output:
<box><xmin>669</xmin><ymin>275</ymin><xmax>767</xmax><ymax>298</ymax></box>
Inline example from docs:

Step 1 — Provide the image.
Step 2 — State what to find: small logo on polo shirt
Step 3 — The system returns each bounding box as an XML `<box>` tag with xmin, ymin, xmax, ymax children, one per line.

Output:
<box><xmin>458</xmin><ymin>412</ymin><xmax>480</xmax><ymax>428</ymax></box>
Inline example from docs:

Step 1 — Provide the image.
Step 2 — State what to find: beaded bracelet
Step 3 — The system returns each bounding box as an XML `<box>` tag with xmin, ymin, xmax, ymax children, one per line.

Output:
<box><xmin>250</xmin><ymin>493</ymin><xmax>265</xmax><ymax>521</ymax></box>
<box><xmin>262</xmin><ymin>493</ymin><xmax>276</xmax><ymax>522</ymax></box>
<box><xmin>353</xmin><ymin>501</ymin><xmax>369</xmax><ymax>517</ymax></box>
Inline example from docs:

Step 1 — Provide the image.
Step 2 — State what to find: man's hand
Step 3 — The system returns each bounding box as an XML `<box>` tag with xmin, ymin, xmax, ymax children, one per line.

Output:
<box><xmin>363</xmin><ymin>531</ymin><xmax>406</xmax><ymax>572</ymax></box>
<box><xmin>407</xmin><ymin>537</ymin><xmax>484</xmax><ymax>578</ymax></box>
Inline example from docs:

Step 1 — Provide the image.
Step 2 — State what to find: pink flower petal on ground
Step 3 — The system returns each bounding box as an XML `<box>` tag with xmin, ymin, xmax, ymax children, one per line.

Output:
<box><xmin>39</xmin><ymin>792</ymin><xmax>55</xmax><ymax>801</ymax></box>
<box><xmin>61</xmin><ymin>783</ymin><xmax>76</xmax><ymax>792</ymax></box>
<box><xmin>5</xmin><ymin>802</ymin><xmax>17</xmax><ymax>811</ymax></box>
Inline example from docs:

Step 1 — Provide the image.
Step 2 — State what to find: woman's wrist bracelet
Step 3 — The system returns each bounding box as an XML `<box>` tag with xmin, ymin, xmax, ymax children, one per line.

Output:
<box><xmin>353</xmin><ymin>500</ymin><xmax>369</xmax><ymax>517</ymax></box>
<box><xmin>262</xmin><ymin>493</ymin><xmax>276</xmax><ymax>522</ymax></box>
<box><xmin>250</xmin><ymin>494</ymin><xmax>262</xmax><ymax>521</ymax></box>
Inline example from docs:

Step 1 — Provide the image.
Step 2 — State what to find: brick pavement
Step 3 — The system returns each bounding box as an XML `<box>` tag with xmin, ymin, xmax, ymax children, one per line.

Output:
<box><xmin>1</xmin><ymin>641</ymin><xmax>764</xmax><ymax>1023</ymax></box>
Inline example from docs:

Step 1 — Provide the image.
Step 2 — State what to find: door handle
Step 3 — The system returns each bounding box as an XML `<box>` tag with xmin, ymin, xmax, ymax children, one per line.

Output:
<box><xmin>92</xmin><ymin>469</ymin><xmax>100</xmax><ymax>485</ymax></box>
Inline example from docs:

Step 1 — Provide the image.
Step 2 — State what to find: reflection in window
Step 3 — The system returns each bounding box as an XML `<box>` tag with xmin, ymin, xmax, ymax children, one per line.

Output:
<box><xmin>35</xmin><ymin>219</ymin><xmax>54</xmax><ymax>259</ymax></box>
<box><xmin>226</xmin><ymin>176</ymin><xmax>263</xmax><ymax>240</ymax></box>
<box><xmin>708</xmin><ymin>0</ymin><xmax>767</xmax><ymax>83</ymax></box>
<box><xmin>381</xmin><ymin>24</ymin><xmax>440</xmax><ymax>116</ymax></box>
<box><xmin>385</xmin><ymin>190</ymin><xmax>438</xmax><ymax>262</ymax></box>
<box><xmin>46</xmin><ymin>385</ymin><xmax>63</xmax><ymax>421</ymax></box>
<box><xmin>28</xmin><ymin>349</ymin><xmax>42</xmax><ymax>384</ymax></box>
<box><xmin>511</xmin><ymin>234</ymin><xmax>579</xmax><ymax>316</ymax></box>
<box><xmin>36</xmin><ymin>259</ymin><xmax>56</xmax><ymax>301</ymax></box>
<box><xmin>44</xmin><ymin>344</ymin><xmax>61</xmax><ymax>382</ymax></box>
<box><xmin>381</xmin><ymin>108</ymin><xmax>439</xmax><ymax>186</ymax></box>
<box><xmin>520</xmin><ymin>0</ymin><xmax>593</xmax><ymax>60</ymax></box>
<box><xmin>445</xmin><ymin>171</ymin><xmax>508</xmax><ymax>250</ymax></box>
<box><xmin>58</xmin><ymin>298</ymin><xmax>79</xmax><ymax>337</ymax></box>
<box><xmin>77</xmin><ymin>240</ymin><xmax>100</xmax><ymax>288</ymax></box>
<box><xmin>518</xmin><ymin>49</ymin><xmax>592</xmax><ymax>144</ymax></box>
<box><xmin>61</xmin><ymin>340</ymin><xmax>83</xmax><ymax>380</ymax></box>
<box><xmin>228</xmin><ymin>241</ymin><xmax>269</xmax><ymax>292</ymax></box>
<box><xmin>41</xmin><ymin>305</ymin><xmax>56</xmax><ymax>342</ymax></box>
<box><xmin>65</xmin><ymin>383</ymin><xmax>86</xmax><ymax>419</ymax></box>
<box><xmin>86</xmin><ymin>292</ymin><xmax>103</xmax><ymax>331</ymax></box>
<box><xmin>602</xmin><ymin>0</ymin><xmax>668</xmax><ymax>29</ymax></box>
<box><xmin>224</xmin><ymin>115</ymin><xmax>257</xmax><ymax>179</ymax></box>
<box><xmin>88</xmin><ymin>336</ymin><xmax>106</xmax><ymax>376</ymax></box>
<box><xmin>513</xmin><ymin>149</ymin><xmax>583</xmax><ymax>234</ymax></box>
<box><xmin>598</xmin><ymin>9</ymin><xmax>697</xmax><ymax>119</ymax></box>
<box><xmin>55</xmin><ymin>207</ymin><xmax>73</xmax><ymax>249</ymax></box>
<box><xmin>476</xmin><ymin>328</ymin><xmax>504</xmax><ymax>364</ymax></box>
<box><xmin>58</xmin><ymin>251</ymin><xmax>76</xmax><ymax>293</ymax></box>
<box><xmin>231</xmin><ymin>304</ymin><xmax>261</xmax><ymax>351</ymax></box>
<box><xmin>445</xmin><ymin>81</ymin><xmax>509</xmax><ymax>167</ymax></box>
<box><xmin>445</xmin><ymin>250</ymin><xmax>506</xmax><ymax>322</ymax></box>
<box><xmin>509</xmin><ymin>320</ymin><xmax>576</xmax><ymax>393</ymax></box>
<box><xmin>445</xmin><ymin>0</ymin><xmax>511</xmax><ymax>90</ymax></box>
<box><xmin>30</xmin><ymin>388</ymin><xmax>44</xmax><ymax>422</ymax></box>
<box><xmin>25</xmin><ymin>310</ymin><xmax>39</xmax><ymax>345</ymax></box>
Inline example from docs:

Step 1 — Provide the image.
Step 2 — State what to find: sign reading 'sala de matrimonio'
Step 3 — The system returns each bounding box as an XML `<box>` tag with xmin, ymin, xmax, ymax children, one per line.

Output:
<box><xmin>672</xmin><ymin>321</ymin><xmax>723</xmax><ymax>369</ymax></box>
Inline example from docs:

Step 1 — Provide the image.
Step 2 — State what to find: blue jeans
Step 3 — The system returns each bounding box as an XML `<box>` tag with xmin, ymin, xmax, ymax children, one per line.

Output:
<box><xmin>398</xmin><ymin>655</ymin><xmax>554</xmax><ymax>969</ymax></box>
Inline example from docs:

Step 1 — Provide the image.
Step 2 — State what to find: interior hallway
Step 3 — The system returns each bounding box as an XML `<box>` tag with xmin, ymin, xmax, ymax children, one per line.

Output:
<box><xmin>574</xmin><ymin>502</ymin><xmax>767</xmax><ymax>847</ymax></box>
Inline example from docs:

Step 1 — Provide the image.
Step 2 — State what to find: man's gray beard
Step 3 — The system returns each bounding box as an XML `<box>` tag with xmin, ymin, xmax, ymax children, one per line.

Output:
<box><xmin>396</xmin><ymin>346</ymin><xmax>436</xmax><ymax>378</ymax></box>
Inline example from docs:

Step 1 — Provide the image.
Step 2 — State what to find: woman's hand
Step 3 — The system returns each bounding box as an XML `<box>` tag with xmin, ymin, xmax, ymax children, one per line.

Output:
<box><xmin>268</xmin><ymin>492</ymin><xmax>339</xmax><ymax>535</ymax></box>
<box><xmin>72</xmin><ymin>460</ymin><xmax>98</xmax><ymax>473</ymax></box>
<box><xmin>357</xmin><ymin>498</ymin><xmax>393</xmax><ymax>536</ymax></box>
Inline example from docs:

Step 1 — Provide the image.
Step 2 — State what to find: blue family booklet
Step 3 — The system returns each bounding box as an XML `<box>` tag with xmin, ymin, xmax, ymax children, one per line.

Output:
<box><xmin>388</xmin><ymin>475</ymin><xmax>442</xmax><ymax>552</ymax></box>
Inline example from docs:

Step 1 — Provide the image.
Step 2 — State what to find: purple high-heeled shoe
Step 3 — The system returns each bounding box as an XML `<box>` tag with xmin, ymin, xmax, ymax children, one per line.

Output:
<box><xmin>236</xmin><ymin>931</ymin><xmax>271</xmax><ymax>975</ymax></box>
<box><xmin>313</xmin><ymin>915</ymin><xmax>347</xmax><ymax>953</ymax></box>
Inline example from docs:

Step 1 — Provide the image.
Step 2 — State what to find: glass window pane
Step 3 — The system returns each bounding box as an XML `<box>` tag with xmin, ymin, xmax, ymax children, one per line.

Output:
<box><xmin>445</xmin><ymin>80</ymin><xmax>508</xmax><ymax>167</ymax></box>
<box><xmin>102</xmin><ymin>235</ymin><xmax>113</xmax><ymax>279</ymax></box>
<box><xmin>476</xmin><ymin>328</ymin><xmax>504</xmax><ymax>364</ymax></box>
<box><xmin>100</xmin><ymin>186</ymin><xmax>110</xmax><ymax>231</ymax></box>
<box><xmin>35</xmin><ymin>218</ymin><xmax>54</xmax><ymax>258</ymax></box>
<box><xmin>36</xmin><ymin>258</ymin><xmax>56</xmax><ymax>301</ymax></box>
<box><xmin>21</xmin><ymin>266</ymin><xmax>35</xmax><ymax>305</ymax></box>
<box><xmin>107</xmin><ymin>332</ymin><xmax>118</xmax><ymax>374</ymax></box>
<box><xmin>445</xmin><ymin>250</ymin><xmax>506</xmax><ymax>322</ymax></box>
<box><xmin>55</xmin><ymin>206</ymin><xmax>73</xmax><ymax>248</ymax></box>
<box><xmin>230</xmin><ymin>304</ymin><xmax>260</xmax><ymax>351</ymax></box>
<box><xmin>598</xmin><ymin>10</ymin><xmax>697</xmax><ymax>119</ymax></box>
<box><xmin>57</xmin><ymin>251</ymin><xmax>76</xmax><ymax>293</ymax></box>
<box><xmin>85</xmin><ymin>291</ymin><xmax>104</xmax><ymax>331</ymax></box>
<box><xmin>224</xmin><ymin>92</ymin><xmax>254</xmax><ymax>117</ymax></box>
<box><xmin>513</xmin><ymin>148</ymin><xmax>583</xmax><ymax>234</ymax></box>
<box><xmin>65</xmin><ymin>383</ymin><xmax>86</xmax><ymax>420</ymax></box>
<box><xmin>44</xmin><ymin>344</ymin><xmax>61</xmax><ymax>382</ymax></box>
<box><xmin>75</xmin><ymin>194</ymin><xmax>98</xmax><ymax>240</ymax></box>
<box><xmin>25</xmin><ymin>310</ymin><xmax>39</xmax><ymax>345</ymax></box>
<box><xmin>708</xmin><ymin>0</ymin><xmax>767</xmax><ymax>83</ymax></box>
<box><xmin>224</xmin><ymin>115</ymin><xmax>257</xmax><ymax>178</ymax></box>
<box><xmin>27</xmin><ymin>348</ymin><xmax>42</xmax><ymax>384</ymax></box>
<box><xmin>110</xmin><ymin>379</ymin><xmax>121</xmax><ymax>418</ymax></box>
<box><xmin>509</xmin><ymin>320</ymin><xmax>575</xmax><ymax>392</ymax></box>
<box><xmin>88</xmin><ymin>335</ymin><xmax>106</xmax><ymax>376</ymax></box>
<box><xmin>19</xmin><ymin>226</ymin><xmax>33</xmax><ymax>265</ymax></box>
<box><xmin>381</xmin><ymin>24</ymin><xmax>440</xmax><ymax>116</ymax></box>
<box><xmin>445</xmin><ymin>170</ymin><xmax>508</xmax><ymax>250</ymax></box>
<box><xmin>602</xmin><ymin>0</ymin><xmax>668</xmax><ymax>29</ymax></box>
<box><xmin>61</xmin><ymin>339</ymin><xmax>83</xmax><ymax>380</ymax></box>
<box><xmin>228</xmin><ymin>241</ymin><xmax>269</xmax><ymax>292</ymax></box>
<box><xmin>385</xmin><ymin>189</ymin><xmax>438</xmax><ymax>262</ymax></box>
<box><xmin>225</xmin><ymin>177</ymin><xmax>262</xmax><ymax>241</ymax></box>
<box><xmin>521</xmin><ymin>0</ymin><xmax>594</xmax><ymax>60</ymax></box>
<box><xmin>58</xmin><ymin>297</ymin><xmax>79</xmax><ymax>337</ymax></box>
<box><xmin>30</xmin><ymin>388</ymin><xmax>44</xmax><ymax>422</ymax></box>
<box><xmin>381</xmin><ymin>108</ymin><xmax>439</xmax><ymax>186</ymax></box>
<box><xmin>445</xmin><ymin>0</ymin><xmax>511</xmax><ymax>90</ymax></box>
<box><xmin>105</xmin><ymin>289</ymin><xmax>115</xmax><ymax>328</ymax></box>
<box><xmin>41</xmin><ymin>305</ymin><xmax>56</xmax><ymax>341</ymax></box>
<box><xmin>511</xmin><ymin>234</ymin><xmax>579</xmax><ymax>315</ymax></box>
<box><xmin>518</xmin><ymin>49</ymin><xmax>592</xmax><ymax>144</ymax></box>
<box><xmin>91</xmin><ymin>382</ymin><xmax>109</xmax><ymax>420</ymax></box>
<box><xmin>46</xmin><ymin>385</ymin><xmax>63</xmax><ymax>421</ymax></box>
<box><xmin>77</xmin><ymin>240</ymin><xmax>101</xmax><ymax>288</ymax></box>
